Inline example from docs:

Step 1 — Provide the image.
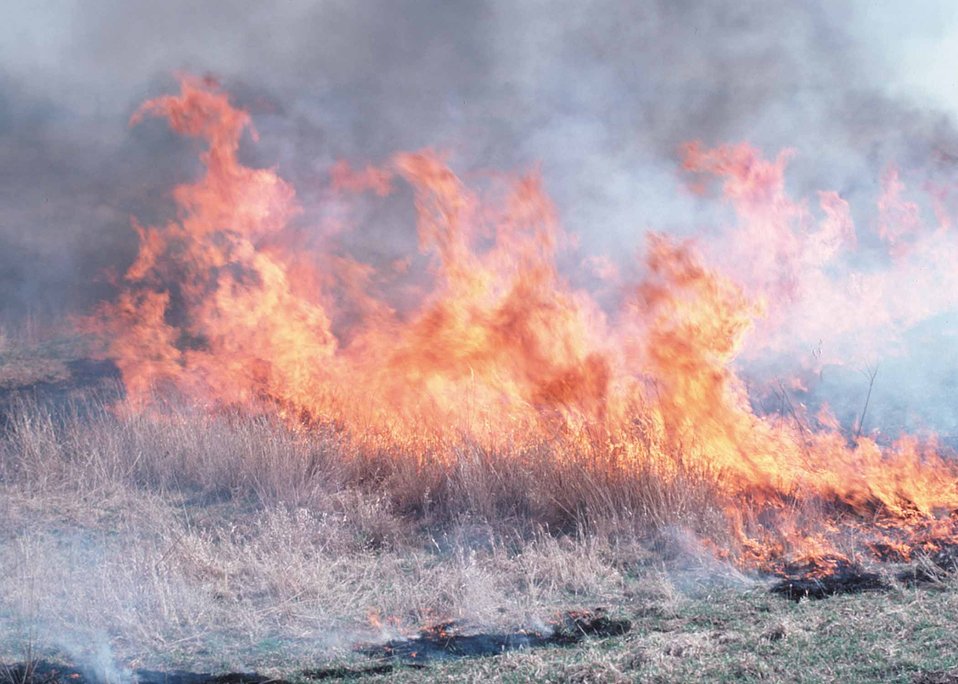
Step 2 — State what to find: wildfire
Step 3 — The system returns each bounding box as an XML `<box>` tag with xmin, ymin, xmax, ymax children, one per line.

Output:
<box><xmin>90</xmin><ymin>76</ymin><xmax>958</xmax><ymax>574</ymax></box>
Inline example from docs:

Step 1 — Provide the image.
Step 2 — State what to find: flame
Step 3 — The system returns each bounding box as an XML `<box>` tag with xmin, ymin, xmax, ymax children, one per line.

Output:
<box><xmin>89</xmin><ymin>76</ymin><xmax>958</xmax><ymax>573</ymax></box>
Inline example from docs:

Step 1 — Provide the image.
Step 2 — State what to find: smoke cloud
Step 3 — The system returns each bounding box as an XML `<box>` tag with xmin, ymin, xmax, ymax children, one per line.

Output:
<box><xmin>3</xmin><ymin>0</ymin><xmax>958</xmax><ymax>432</ymax></box>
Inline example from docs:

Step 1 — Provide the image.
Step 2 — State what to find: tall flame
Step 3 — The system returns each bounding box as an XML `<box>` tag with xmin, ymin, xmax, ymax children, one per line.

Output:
<box><xmin>91</xmin><ymin>76</ymin><xmax>958</xmax><ymax>573</ymax></box>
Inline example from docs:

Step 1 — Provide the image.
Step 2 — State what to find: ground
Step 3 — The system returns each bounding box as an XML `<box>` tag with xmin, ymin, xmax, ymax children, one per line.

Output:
<box><xmin>2</xmin><ymin>332</ymin><xmax>958</xmax><ymax>683</ymax></box>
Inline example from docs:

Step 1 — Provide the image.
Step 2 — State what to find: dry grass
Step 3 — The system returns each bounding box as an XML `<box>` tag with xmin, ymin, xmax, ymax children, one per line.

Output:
<box><xmin>0</xmin><ymin>394</ymin><xmax>714</xmax><ymax>673</ymax></box>
<box><xmin>2</xmin><ymin>349</ymin><xmax>958</xmax><ymax>682</ymax></box>
<box><xmin>0</xmin><ymin>389</ymin><xmax>729</xmax><ymax>535</ymax></box>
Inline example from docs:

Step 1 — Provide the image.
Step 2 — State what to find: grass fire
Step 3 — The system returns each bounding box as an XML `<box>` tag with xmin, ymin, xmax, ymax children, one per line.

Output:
<box><xmin>5</xmin><ymin>2</ymin><xmax>958</xmax><ymax>682</ymax></box>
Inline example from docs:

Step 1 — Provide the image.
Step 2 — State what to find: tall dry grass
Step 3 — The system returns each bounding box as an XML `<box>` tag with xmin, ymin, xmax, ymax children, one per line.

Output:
<box><xmin>0</xmin><ymin>394</ymin><xmax>732</xmax><ymax>671</ymax></box>
<box><xmin>0</xmin><ymin>394</ymin><xmax>728</xmax><ymax>540</ymax></box>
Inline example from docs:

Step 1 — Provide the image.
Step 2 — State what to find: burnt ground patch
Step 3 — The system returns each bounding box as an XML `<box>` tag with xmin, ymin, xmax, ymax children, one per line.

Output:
<box><xmin>360</xmin><ymin>609</ymin><xmax>632</xmax><ymax>664</ymax></box>
<box><xmin>0</xmin><ymin>612</ymin><xmax>631</xmax><ymax>683</ymax></box>
<box><xmin>0</xmin><ymin>660</ymin><xmax>436</xmax><ymax>684</ymax></box>
<box><xmin>0</xmin><ymin>662</ymin><xmax>280</xmax><ymax>684</ymax></box>
<box><xmin>770</xmin><ymin>557</ymin><xmax>888</xmax><ymax>601</ymax></box>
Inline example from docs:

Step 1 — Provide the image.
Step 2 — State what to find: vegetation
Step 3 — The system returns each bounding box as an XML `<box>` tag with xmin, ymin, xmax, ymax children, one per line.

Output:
<box><xmin>2</xmin><ymin>337</ymin><xmax>958</xmax><ymax>683</ymax></box>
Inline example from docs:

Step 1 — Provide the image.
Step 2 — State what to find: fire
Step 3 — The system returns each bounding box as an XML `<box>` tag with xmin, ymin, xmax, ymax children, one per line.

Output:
<box><xmin>90</xmin><ymin>76</ymin><xmax>958</xmax><ymax>574</ymax></box>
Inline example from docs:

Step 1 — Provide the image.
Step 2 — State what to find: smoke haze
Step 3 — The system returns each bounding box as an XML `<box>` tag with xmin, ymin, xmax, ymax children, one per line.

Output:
<box><xmin>3</xmin><ymin>0</ymin><xmax>958</xmax><ymax>431</ymax></box>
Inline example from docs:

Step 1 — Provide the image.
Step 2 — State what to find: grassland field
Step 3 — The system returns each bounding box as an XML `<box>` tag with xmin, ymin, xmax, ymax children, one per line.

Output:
<box><xmin>2</xmin><ymin>331</ymin><xmax>958</xmax><ymax>684</ymax></box>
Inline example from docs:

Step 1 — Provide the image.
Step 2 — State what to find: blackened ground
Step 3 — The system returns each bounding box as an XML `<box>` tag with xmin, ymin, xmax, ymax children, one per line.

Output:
<box><xmin>0</xmin><ymin>660</ymin><xmax>421</xmax><ymax>684</ymax></box>
<box><xmin>770</xmin><ymin>557</ymin><xmax>888</xmax><ymax>601</ymax></box>
<box><xmin>0</xmin><ymin>612</ymin><xmax>632</xmax><ymax>683</ymax></box>
<box><xmin>361</xmin><ymin>609</ymin><xmax>632</xmax><ymax>663</ymax></box>
<box><xmin>1</xmin><ymin>662</ymin><xmax>280</xmax><ymax>684</ymax></box>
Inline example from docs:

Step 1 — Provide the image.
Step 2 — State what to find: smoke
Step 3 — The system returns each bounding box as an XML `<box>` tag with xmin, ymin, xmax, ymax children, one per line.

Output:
<box><xmin>3</xmin><ymin>0</ymin><xmax>958</xmax><ymax>430</ymax></box>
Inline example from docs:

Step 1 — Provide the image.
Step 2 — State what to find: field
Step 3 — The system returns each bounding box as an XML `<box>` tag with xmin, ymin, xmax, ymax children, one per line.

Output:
<box><xmin>9</xmin><ymin>2</ymin><xmax>958</xmax><ymax>682</ymax></box>
<box><xmin>2</xmin><ymin>333</ymin><xmax>958</xmax><ymax>684</ymax></box>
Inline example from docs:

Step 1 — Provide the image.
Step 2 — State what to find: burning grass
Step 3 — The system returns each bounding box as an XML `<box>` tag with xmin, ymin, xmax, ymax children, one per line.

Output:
<box><xmin>1</xmin><ymin>388</ymin><xmax>958</xmax><ymax>682</ymax></box>
<box><xmin>7</xmin><ymin>75</ymin><xmax>958</xmax><ymax>681</ymax></box>
<box><xmin>62</xmin><ymin>76</ymin><xmax>958</xmax><ymax>581</ymax></box>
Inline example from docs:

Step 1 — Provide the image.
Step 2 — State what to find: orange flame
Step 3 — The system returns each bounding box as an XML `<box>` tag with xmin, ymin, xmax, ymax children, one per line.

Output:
<box><xmin>90</xmin><ymin>76</ymin><xmax>958</xmax><ymax>573</ymax></box>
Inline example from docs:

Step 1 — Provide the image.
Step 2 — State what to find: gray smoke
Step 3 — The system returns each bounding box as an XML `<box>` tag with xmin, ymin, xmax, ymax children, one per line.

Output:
<box><xmin>2</xmin><ymin>0</ymin><xmax>958</xmax><ymax>431</ymax></box>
